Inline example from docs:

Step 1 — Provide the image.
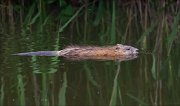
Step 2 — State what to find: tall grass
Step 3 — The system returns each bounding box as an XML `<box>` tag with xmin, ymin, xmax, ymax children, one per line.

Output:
<box><xmin>58</xmin><ymin>72</ymin><xmax>67</xmax><ymax>106</ymax></box>
<box><xmin>0</xmin><ymin>0</ymin><xmax>179</xmax><ymax>50</ymax></box>
<box><xmin>0</xmin><ymin>78</ymin><xmax>4</xmax><ymax>106</ymax></box>
<box><xmin>17</xmin><ymin>74</ymin><xmax>26</xmax><ymax>105</ymax></box>
<box><xmin>58</xmin><ymin>5</ymin><xmax>85</xmax><ymax>33</ymax></box>
<box><xmin>167</xmin><ymin>12</ymin><xmax>180</xmax><ymax>56</ymax></box>
<box><xmin>110</xmin><ymin>0</ymin><xmax>116</xmax><ymax>44</ymax></box>
<box><xmin>109</xmin><ymin>62</ymin><xmax>120</xmax><ymax>105</ymax></box>
<box><xmin>41</xmin><ymin>74</ymin><xmax>49</xmax><ymax>105</ymax></box>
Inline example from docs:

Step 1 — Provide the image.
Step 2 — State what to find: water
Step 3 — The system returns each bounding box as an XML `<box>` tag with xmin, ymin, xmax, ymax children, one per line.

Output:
<box><xmin>0</xmin><ymin>26</ymin><xmax>180</xmax><ymax>106</ymax></box>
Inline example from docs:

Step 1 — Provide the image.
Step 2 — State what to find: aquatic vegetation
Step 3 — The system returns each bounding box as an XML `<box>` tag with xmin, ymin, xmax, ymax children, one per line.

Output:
<box><xmin>0</xmin><ymin>0</ymin><xmax>180</xmax><ymax>106</ymax></box>
<box><xmin>0</xmin><ymin>0</ymin><xmax>179</xmax><ymax>51</ymax></box>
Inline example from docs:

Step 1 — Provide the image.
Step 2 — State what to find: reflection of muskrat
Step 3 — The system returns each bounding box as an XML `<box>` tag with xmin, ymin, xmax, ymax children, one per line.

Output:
<box><xmin>14</xmin><ymin>44</ymin><xmax>138</xmax><ymax>58</ymax></box>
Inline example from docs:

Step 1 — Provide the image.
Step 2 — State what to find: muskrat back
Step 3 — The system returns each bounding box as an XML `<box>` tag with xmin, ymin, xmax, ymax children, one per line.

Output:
<box><xmin>58</xmin><ymin>44</ymin><xmax>138</xmax><ymax>57</ymax></box>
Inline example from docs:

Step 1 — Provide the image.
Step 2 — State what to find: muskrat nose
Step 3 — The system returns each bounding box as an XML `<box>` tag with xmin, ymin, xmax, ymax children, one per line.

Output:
<box><xmin>133</xmin><ymin>48</ymin><xmax>139</xmax><ymax>54</ymax></box>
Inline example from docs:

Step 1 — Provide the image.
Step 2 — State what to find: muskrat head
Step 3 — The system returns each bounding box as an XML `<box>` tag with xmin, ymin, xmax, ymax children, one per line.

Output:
<box><xmin>115</xmin><ymin>44</ymin><xmax>139</xmax><ymax>55</ymax></box>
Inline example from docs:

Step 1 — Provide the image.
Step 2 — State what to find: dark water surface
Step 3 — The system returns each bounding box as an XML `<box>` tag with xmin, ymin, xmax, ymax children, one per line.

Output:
<box><xmin>0</xmin><ymin>29</ymin><xmax>180</xmax><ymax>106</ymax></box>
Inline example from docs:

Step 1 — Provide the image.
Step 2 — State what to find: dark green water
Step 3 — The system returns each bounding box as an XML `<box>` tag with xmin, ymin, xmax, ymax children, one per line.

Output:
<box><xmin>0</xmin><ymin>26</ymin><xmax>180</xmax><ymax>106</ymax></box>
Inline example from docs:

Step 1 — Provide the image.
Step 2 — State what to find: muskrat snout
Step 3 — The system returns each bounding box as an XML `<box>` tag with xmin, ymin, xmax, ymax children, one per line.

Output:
<box><xmin>128</xmin><ymin>47</ymin><xmax>138</xmax><ymax>54</ymax></box>
<box><xmin>133</xmin><ymin>48</ymin><xmax>139</xmax><ymax>54</ymax></box>
<box><xmin>117</xmin><ymin>45</ymin><xmax>139</xmax><ymax>55</ymax></box>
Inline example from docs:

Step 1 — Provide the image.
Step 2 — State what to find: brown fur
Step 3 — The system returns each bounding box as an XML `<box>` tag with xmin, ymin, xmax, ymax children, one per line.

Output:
<box><xmin>59</xmin><ymin>44</ymin><xmax>138</xmax><ymax>57</ymax></box>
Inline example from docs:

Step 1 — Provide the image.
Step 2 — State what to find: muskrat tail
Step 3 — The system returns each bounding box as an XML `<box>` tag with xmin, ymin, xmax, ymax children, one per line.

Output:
<box><xmin>12</xmin><ymin>51</ymin><xmax>59</xmax><ymax>56</ymax></box>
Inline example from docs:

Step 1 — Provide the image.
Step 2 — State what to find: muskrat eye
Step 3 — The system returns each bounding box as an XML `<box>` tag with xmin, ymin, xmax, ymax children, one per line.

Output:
<box><xmin>126</xmin><ymin>48</ymin><xmax>131</xmax><ymax>50</ymax></box>
<box><xmin>115</xmin><ymin>47</ymin><xmax>119</xmax><ymax>50</ymax></box>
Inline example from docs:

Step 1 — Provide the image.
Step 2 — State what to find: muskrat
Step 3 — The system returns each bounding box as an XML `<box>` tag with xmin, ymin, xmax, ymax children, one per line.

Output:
<box><xmin>14</xmin><ymin>44</ymin><xmax>138</xmax><ymax>58</ymax></box>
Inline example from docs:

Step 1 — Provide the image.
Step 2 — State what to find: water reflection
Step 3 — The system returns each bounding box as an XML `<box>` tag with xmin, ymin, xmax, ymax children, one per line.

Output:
<box><xmin>0</xmin><ymin>25</ymin><xmax>180</xmax><ymax>106</ymax></box>
<box><xmin>14</xmin><ymin>53</ymin><xmax>138</xmax><ymax>61</ymax></box>
<box><xmin>64</xmin><ymin>54</ymin><xmax>138</xmax><ymax>61</ymax></box>
<box><xmin>1</xmin><ymin>48</ymin><xmax>180</xmax><ymax>105</ymax></box>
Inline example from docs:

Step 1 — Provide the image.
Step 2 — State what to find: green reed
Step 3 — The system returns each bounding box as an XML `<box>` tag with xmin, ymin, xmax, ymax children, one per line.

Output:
<box><xmin>58</xmin><ymin>72</ymin><xmax>67</xmax><ymax>106</ymax></box>
<box><xmin>0</xmin><ymin>78</ymin><xmax>4</xmax><ymax>106</ymax></box>
<box><xmin>167</xmin><ymin>12</ymin><xmax>180</xmax><ymax>56</ymax></box>
<box><xmin>84</xmin><ymin>64</ymin><xmax>99</xmax><ymax>87</ymax></box>
<box><xmin>0</xmin><ymin>0</ymin><xmax>179</xmax><ymax>48</ymax></box>
<box><xmin>126</xmin><ymin>93</ymin><xmax>147</xmax><ymax>105</ymax></box>
<box><xmin>151</xmin><ymin>54</ymin><xmax>157</xmax><ymax>79</ymax></box>
<box><xmin>109</xmin><ymin>62</ymin><xmax>120</xmax><ymax>106</ymax></box>
<box><xmin>58</xmin><ymin>5</ymin><xmax>84</xmax><ymax>33</ymax></box>
<box><xmin>41</xmin><ymin>74</ymin><xmax>49</xmax><ymax>106</ymax></box>
<box><xmin>17</xmin><ymin>74</ymin><xmax>26</xmax><ymax>106</ymax></box>
<box><xmin>110</xmin><ymin>0</ymin><xmax>116</xmax><ymax>44</ymax></box>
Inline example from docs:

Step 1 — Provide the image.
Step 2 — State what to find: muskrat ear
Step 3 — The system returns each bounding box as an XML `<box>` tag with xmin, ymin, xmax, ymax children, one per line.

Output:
<box><xmin>116</xmin><ymin>44</ymin><xmax>123</xmax><ymax>49</ymax></box>
<box><xmin>116</xmin><ymin>44</ymin><xmax>123</xmax><ymax>46</ymax></box>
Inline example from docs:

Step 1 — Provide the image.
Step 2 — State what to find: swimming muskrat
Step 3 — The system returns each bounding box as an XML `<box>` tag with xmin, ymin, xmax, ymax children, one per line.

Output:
<box><xmin>14</xmin><ymin>44</ymin><xmax>138</xmax><ymax>59</ymax></box>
